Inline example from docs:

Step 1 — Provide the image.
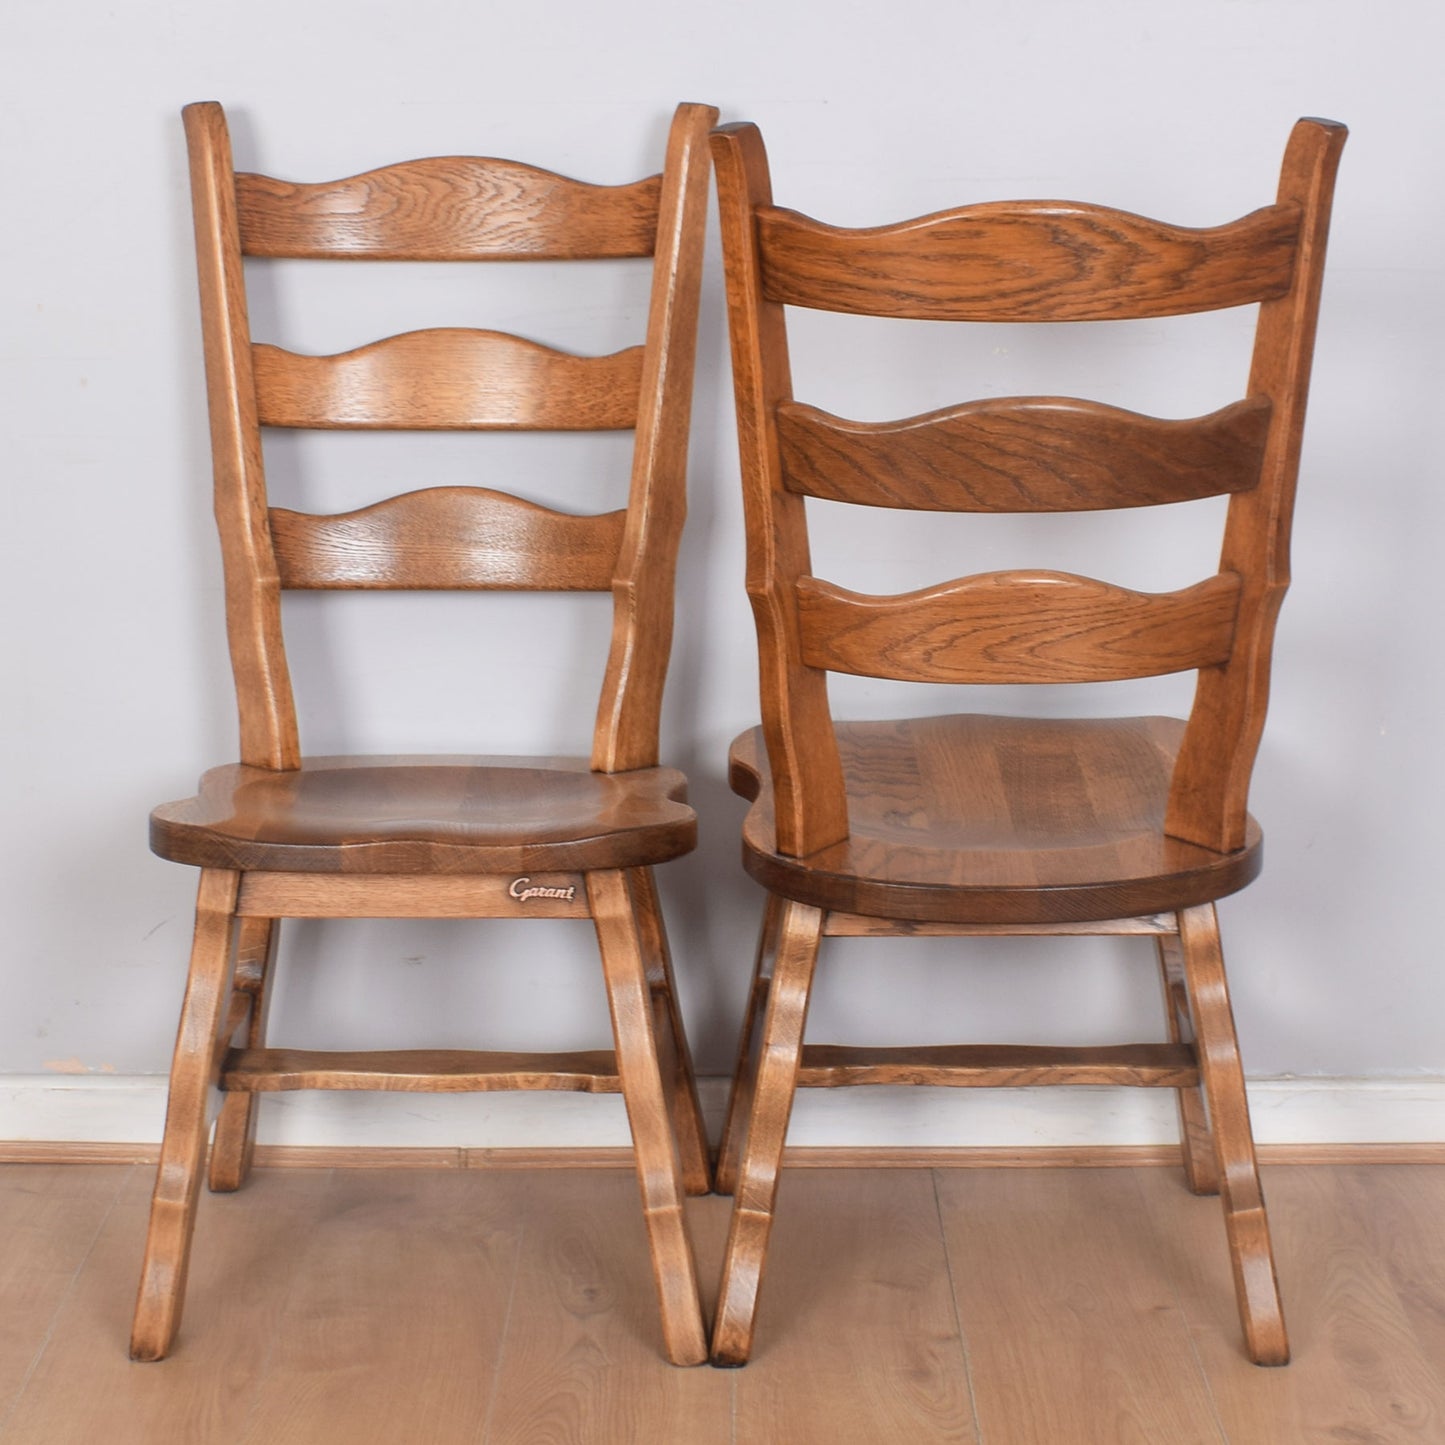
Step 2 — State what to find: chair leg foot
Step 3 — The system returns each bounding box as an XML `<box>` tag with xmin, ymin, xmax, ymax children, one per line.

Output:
<box><xmin>1156</xmin><ymin>931</ymin><xmax>1219</xmax><ymax>1196</ymax></box>
<box><xmin>1177</xmin><ymin>903</ymin><xmax>1289</xmax><ymax>1366</ymax></box>
<box><xmin>131</xmin><ymin>870</ymin><xmax>241</xmax><ymax>1361</ymax></box>
<box><xmin>208</xmin><ymin>917</ymin><xmax>279</xmax><ymax>1193</ymax></box>
<box><xmin>710</xmin><ymin>899</ymin><xmax>822</xmax><ymax>1367</ymax></box>
<box><xmin>714</xmin><ymin>895</ymin><xmax>783</xmax><ymax>1198</ymax></box>
<box><xmin>591</xmin><ymin>870</ymin><xmax>708</xmax><ymax>1366</ymax></box>
<box><xmin>633</xmin><ymin>868</ymin><xmax>711</xmax><ymax>1196</ymax></box>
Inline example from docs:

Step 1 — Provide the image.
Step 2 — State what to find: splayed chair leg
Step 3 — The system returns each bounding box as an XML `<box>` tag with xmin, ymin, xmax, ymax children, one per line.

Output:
<box><xmin>1177</xmin><ymin>902</ymin><xmax>1289</xmax><ymax>1365</ymax></box>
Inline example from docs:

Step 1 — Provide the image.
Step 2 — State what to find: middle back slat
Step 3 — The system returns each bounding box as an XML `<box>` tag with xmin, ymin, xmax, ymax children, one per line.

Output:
<box><xmin>777</xmin><ymin>396</ymin><xmax>1271</xmax><ymax>511</ymax></box>
<box><xmin>252</xmin><ymin>331</ymin><xmax>644</xmax><ymax>430</ymax></box>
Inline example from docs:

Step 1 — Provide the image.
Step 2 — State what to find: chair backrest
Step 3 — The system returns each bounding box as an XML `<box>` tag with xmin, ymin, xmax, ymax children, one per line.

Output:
<box><xmin>184</xmin><ymin>101</ymin><xmax>717</xmax><ymax>774</ymax></box>
<box><xmin>710</xmin><ymin>119</ymin><xmax>1345</xmax><ymax>859</ymax></box>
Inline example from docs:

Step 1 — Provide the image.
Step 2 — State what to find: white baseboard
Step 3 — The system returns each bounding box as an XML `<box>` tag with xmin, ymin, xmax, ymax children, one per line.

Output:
<box><xmin>2</xmin><ymin>1073</ymin><xmax>1442</xmax><ymax>1149</ymax></box>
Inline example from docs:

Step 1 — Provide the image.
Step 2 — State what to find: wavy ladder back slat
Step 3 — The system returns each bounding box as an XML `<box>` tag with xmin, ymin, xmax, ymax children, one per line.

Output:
<box><xmin>708</xmin><ymin>117</ymin><xmax>1345</xmax><ymax>1370</ymax></box>
<box><xmin>134</xmin><ymin>101</ymin><xmax>717</xmax><ymax>1370</ymax></box>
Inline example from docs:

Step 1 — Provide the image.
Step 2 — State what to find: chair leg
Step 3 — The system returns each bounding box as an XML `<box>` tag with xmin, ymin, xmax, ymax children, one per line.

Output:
<box><xmin>1156</xmin><ymin>930</ymin><xmax>1219</xmax><ymax>1196</ymax></box>
<box><xmin>589</xmin><ymin>870</ymin><xmax>707</xmax><ymax>1367</ymax></box>
<box><xmin>631</xmin><ymin>867</ymin><xmax>711</xmax><ymax>1196</ymax></box>
<box><xmin>131</xmin><ymin>869</ymin><xmax>241</xmax><ymax>1361</ymax></box>
<box><xmin>208</xmin><ymin>916</ymin><xmax>279</xmax><ymax>1193</ymax></box>
<box><xmin>711</xmin><ymin>898</ymin><xmax>822</xmax><ymax>1367</ymax></box>
<box><xmin>1177</xmin><ymin>902</ymin><xmax>1289</xmax><ymax>1366</ymax></box>
<box><xmin>714</xmin><ymin>893</ymin><xmax>783</xmax><ymax>1197</ymax></box>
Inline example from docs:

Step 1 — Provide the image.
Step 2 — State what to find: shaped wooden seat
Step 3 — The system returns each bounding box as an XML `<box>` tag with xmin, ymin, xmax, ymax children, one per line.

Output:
<box><xmin>131</xmin><ymin>100</ymin><xmax>717</xmax><ymax>1367</ymax></box>
<box><xmin>708</xmin><ymin>117</ymin><xmax>1345</xmax><ymax>1368</ymax></box>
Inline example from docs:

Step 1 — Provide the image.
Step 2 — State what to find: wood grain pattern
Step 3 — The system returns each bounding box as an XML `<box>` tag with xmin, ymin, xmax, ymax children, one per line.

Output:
<box><xmin>270</xmin><ymin>488</ymin><xmax>625</xmax><ymax>591</ymax></box>
<box><xmin>592</xmin><ymin>103</ymin><xmax>719</xmax><ymax>771</ymax></box>
<box><xmin>796</xmin><ymin>569</ymin><xmax>1241</xmax><ymax>685</ymax></box>
<box><xmin>1156</xmin><ymin>928</ymin><xmax>1219</xmax><ymax>1195</ymax></box>
<box><xmin>183</xmin><ymin>102</ymin><xmax>299</xmax><ymax>770</ymax></box>
<box><xmin>131</xmin><ymin>870</ymin><xmax>241</xmax><ymax>1361</ymax></box>
<box><xmin>1178</xmin><ymin>902</ymin><xmax>1288</xmax><ymax>1364</ymax></box>
<box><xmin>795</xmin><ymin>1042</ymin><xmax>1198</xmax><ymax>1089</ymax></box>
<box><xmin>221</xmin><ymin>1047</ymin><xmax>621</xmax><ymax>1093</ymax></box>
<box><xmin>207</xmin><ymin>916</ymin><xmax>279</xmax><ymax>1193</ymax></box>
<box><xmin>252</xmin><ymin>332</ymin><xmax>643</xmax><ymax>431</ymax></box>
<box><xmin>152</xmin><ymin>756</ymin><xmax>694</xmax><ymax>876</ymax></box>
<box><xmin>236</xmin><ymin>157</ymin><xmax>663</xmax><ymax>260</ymax></box>
<box><xmin>778</xmin><ymin>396</ymin><xmax>1271</xmax><ymax>511</ymax></box>
<box><xmin>710</xmin><ymin>122</ymin><xmax>850</xmax><ymax>856</ymax></box>
<box><xmin>757</xmin><ymin>198</ymin><xmax>1301</xmax><ymax>321</ymax></box>
<box><xmin>823</xmin><ymin>910</ymin><xmax>1176</xmax><ymax>936</ymax></box>
<box><xmin>236</xmin><ymin>870</ymin><xmax>592</xmax><ymax>918</ymax></box>
<box><xmin>1167</xmin><ymin>119</ymin><xmax>1348</xmax><ymax>852</ymax></box>
<box><xmin>711</xmin><ymin>899</ymin><xmax>823</xmax><ymax>1366</ymax></box>
<box><xmin>731</xmin><ymin>717</ymin><xmax>1262</xmax><ymax>925</ymax></box>
<box><xmin>590</xmin><ymin>870</ymin><xmax>707</xmax><ymax>1365</ymax></box>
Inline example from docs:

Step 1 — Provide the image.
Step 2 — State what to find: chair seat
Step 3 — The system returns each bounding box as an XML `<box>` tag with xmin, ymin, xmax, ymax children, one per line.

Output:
<box><xmin>729</xmin><ymin>715</ymin><xmax>1262</xmax><ymax>925</ymax></box>
<box><xmin>151</xmin><ymin>755</ymin><xmax>695</xmax><ymax>874</ymax></box>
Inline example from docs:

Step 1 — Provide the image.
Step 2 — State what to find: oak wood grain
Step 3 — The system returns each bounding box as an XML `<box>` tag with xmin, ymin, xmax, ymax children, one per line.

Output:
<box><xmin>253</xmin><ymin>331</ymin><xmax>644</xmax><ymax>431</ymax></box>
<box><xmin>270</xmin><ymin>488</ymin><xmax>626</xmax><ymax>591</ymax></box>
<box><xmin>731</xmin><ymin>717</ymin><xmax>1262</xmax><ymax>925</ymax></box>
<box><xmin>235</xmin><ymin>869</ymin><xmax>592</xmax><ymax>918</ymax></box>
<box><xmin>758</xmin><ymin>198</ymin><xmax>1301</xmax><ymax>321</ymax></box>
<box><xmin>778</xmin><ymin>396</ymin><xmax>1271</xmax><ymax>511</ymax></box>
<box><xmin>796</xmin><ymin>569</ymin><xmax>1241</xmax><ymax>685</ymax></box>
<box><xmin>794</xmin><ymin>1042</ymin><xmax>1198</xmax><ymax>1089</ymax></box>
<box><xmin>152</xmin><ymin>756</ymin><xmax>695</xmax><ymax>876</ymax></box>
<box><xmin>221</xmin><ymin>1047</ymin><xmax>622</xmax><ymax>1093</ymax></box>
<box><xmin>236</xmin><ymin>157</ymin><xmax>662</xmax><ymax>260</ymax></box>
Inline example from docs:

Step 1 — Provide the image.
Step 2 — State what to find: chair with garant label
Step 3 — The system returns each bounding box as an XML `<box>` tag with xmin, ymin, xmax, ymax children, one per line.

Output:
<box><xmin>708</xmin><ymin>117</ymin><xmax>1345</xmax><ymax>1366</ymax></box>
<box><xmin>132</xmin><ymin>100</ymin><xmax>717</xmax><ymax>1366</ymax></box>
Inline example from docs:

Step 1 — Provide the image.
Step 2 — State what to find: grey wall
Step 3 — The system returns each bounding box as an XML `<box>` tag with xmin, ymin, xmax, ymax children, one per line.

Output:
<box><xmin>2</xmin><ymin>0</ymin><xmax>1441</xmax><ymax>1122</ymax></box>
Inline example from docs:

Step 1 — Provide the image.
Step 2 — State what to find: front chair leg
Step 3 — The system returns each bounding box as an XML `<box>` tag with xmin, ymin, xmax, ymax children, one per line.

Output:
<box><xmin>714</xmin><ymin>893</ymin><xmax>783</xmax><ymax>1196</ymax></box>
<box><xmin>131</xmin><ymin>869</ymin><xmax>241</xmax><ymax>1361</ymax></box>
<box><xmin>711</xmin><ymin>898</ymin><xmax>822</xmax><ymax>1367</ymax></box>
<box><xmin>208</xmin><ymin>915</ymin><xmax>280</xmax><ymax>1193</ymax></box>
<box><xmin>1177</xmin><ymin>902</ymin><xmax>1289</xmax><ymax>1366</ymax></box>
<box><xmin>590</xmin><ymin>870</ymin><xmax>707</xmax><ymax>1367</ymax></box>
<box><xmin>631</xmin><ymin>867</ymin><xmax>711</xmax><ymax>1196</ymax></box>
<box><xmin>1156</xmin><ymin>930</ymin><xmax>1219</xmax><ymax>1196</ymax></box>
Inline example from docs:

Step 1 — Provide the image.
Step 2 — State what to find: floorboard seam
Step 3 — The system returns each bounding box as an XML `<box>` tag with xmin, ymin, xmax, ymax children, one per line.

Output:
<box><xmin>931</xmin><ymin>1168</ymin><xmax>986</xmax><ymax>1444</ymax></box>
<box><xmin>0</xmin><ymin>1163</ymin><xmax>135</xmax><ymax>1443</ymax></box>
<box><xmin>476</xmin><ymin>1207</ymin><xmax>526</xmax><ymax>1445</ymax></box>
<box><xmin>1133</xmin><ymin>1167</ymin><xmax>1232</xmax><ymax>1445</ymax></box>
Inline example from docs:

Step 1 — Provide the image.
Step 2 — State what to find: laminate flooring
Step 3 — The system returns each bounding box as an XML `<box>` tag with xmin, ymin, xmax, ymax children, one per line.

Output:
<box><xmin>1</xmin><ymin>1161</ymin><xmax>1442</xmax><ymax>1443</ymax></box>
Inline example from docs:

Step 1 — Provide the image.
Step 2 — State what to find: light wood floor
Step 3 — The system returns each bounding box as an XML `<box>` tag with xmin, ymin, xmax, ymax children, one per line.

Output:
<box><xmin>2</xmin><ymin>1162</ymin><xmax>1442</xmax><ymax>1443</ymax></box>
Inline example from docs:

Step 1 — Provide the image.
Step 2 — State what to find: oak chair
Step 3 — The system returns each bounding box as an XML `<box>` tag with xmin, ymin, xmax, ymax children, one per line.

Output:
<box><xmin>709</xmin><ymin>118</ymin><xmax>1345</xmax><ymax>1367</ymax></box>
<box><xmin>132</xmin><ymin>100</ymin><xmax>718</xmax><ymax>1367</ymax></box>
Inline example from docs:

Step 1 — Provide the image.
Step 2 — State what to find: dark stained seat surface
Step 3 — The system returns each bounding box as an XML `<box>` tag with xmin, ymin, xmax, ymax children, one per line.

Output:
<box><xmin>730</xmin><ymin>715</ymin><xmax>1262</xmax><ymax>925</ymax></box>
<box><xmin>152</xmin><ymin>756</ymin><xmax>695</xmax><ymax>874</ymax></box>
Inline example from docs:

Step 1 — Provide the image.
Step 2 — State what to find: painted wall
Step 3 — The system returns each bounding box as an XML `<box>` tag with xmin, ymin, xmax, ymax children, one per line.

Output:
<box><xmin>3</xmin><ymin>0</ymin><xmax>1441</xmax><ymax>1143</ymax></box>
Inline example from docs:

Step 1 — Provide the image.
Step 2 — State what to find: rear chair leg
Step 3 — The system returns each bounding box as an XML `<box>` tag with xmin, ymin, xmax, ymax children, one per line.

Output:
<box><xmin>590</xmin><ymin>870</ymin><xmax>707</xmax><ymax>1367</ymax></box>
<box><xmin>131</xmin><ymin>869</ymin><xmax>241</xmax><ymax>1361</ymax></box>
<box><xmin>632</xmin><ymin>867</ymin><xmax>711</xmax><ymax>1195</ymax></box>
<box><xmin>208</xmin><ymin>915</ymin><xmax>279</xmax><ymax>1192</ymax></box>
<box><xmin>1156</xmin><ymin>929</ymin><xmax>1219</xmax><ymax>1195</ymax></box>
<box><xmin>711</xmin><ymin>899</ymin><xmax>822</xmax><ymax>1367</ymax></box>
<box><xmin>714</xmin><ymin>893</ymin><xmax>783</xmax><ymax>1196</ymax></box>
<box><xmin>1177</xmin><ymin>902</ymin><xmax>1289</xmax><ymax>1365</ymax></box>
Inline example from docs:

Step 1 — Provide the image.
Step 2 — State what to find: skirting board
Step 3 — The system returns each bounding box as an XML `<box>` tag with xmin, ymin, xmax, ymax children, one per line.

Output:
<box><xmin>2</xmin><ymin>1074</ymin><xmax>1442</xmax><ymax>1154</ymax></box>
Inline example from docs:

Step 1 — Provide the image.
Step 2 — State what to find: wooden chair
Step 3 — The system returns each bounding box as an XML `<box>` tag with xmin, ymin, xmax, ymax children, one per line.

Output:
<box><xmin>708</xmin><ymin>117</ymin><xmax>1346</xmax><ymax>1367</ymax></box>
<box><xmin>132</xmin><ymin>100</ymin><xmax>718</xmax><ymax>1367</ymax></box>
